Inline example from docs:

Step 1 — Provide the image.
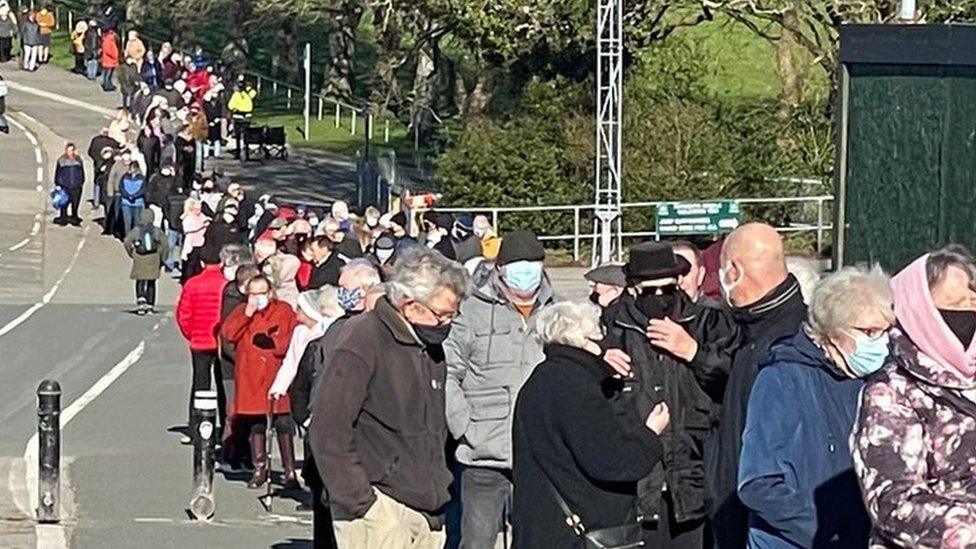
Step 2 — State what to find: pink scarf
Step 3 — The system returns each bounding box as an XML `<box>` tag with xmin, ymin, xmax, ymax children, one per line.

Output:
<box><xmin>892</xmin><ymin>254</ymin><xmax>976</xmax><ymax>378</ymax></box>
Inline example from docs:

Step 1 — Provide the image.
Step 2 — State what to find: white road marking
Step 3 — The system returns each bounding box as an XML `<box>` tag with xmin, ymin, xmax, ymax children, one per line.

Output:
<box><xmin>0</xmin><ymin>117</ymin><xmax>45</xmax><ymax>261</ymax></box>
<box><xmin>0</xmin><ymin>226</ymin><xmax>88</xmax><ymax>338</ymax></box>
<box><xmin>8</xmin><ymin>238</ymin><xmax>30</xmax><ymax>252</ymax></box>
<box><xmin>22</xmin><ymin>332</ymin><xmax>155</xmax><ymax>548</ymax></box>
<box><xmin>6</xmin><ymin>81</ymin><xmax>115</xmax><ymax>118</ymax></box>
<box><xmin>18</xmin><ymin>111</ymin><xmax>38</xmax><ymax>123</ymax></box>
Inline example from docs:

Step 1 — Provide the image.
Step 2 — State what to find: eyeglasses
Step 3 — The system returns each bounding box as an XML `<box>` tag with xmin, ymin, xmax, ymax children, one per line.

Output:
<box><xmin>851</xmin><ymin>325</ymin><xmax>891</xmax><ymax>340</ymax></box>
<box><xmin>414</xmin><ymin>300</ymin><xmax>459</xmax><ymax>324</ymax></box>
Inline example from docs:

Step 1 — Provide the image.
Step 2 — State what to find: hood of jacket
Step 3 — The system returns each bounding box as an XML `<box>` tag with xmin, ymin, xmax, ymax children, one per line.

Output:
<box><xmin>138</xmin><ymin>209</ymin><xmax>154</xmax><ymax>225</ymax></box>
<box><xmin>892</xmin><ymin>253</ymin><xmax>976</xmax><ymax>383</ymax></box>
<box><xmin>761</xmin><ymin>328</ymin><xmax>848</xmax><ymax>381</ymax></box>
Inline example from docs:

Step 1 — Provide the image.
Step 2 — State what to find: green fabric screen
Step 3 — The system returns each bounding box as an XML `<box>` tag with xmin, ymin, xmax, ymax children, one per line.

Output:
<box><xmin>843</xmin><ymin>64</ymin><xmax>976</xmax><ymax>271</ymax></box>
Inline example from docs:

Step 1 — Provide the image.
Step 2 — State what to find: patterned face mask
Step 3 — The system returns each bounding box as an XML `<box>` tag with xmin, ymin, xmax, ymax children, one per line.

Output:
<box><xmin>337</xmin><ymin>287</ymin><xmax>364</xmax><ymax>311</ymax></box>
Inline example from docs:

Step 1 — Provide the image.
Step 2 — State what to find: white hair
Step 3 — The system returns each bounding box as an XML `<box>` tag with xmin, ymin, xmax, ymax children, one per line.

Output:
<box><xmin>535</xmin><ymin>301</ymin><xmax>604</xmax><ymax>350</ymax></box>
<box><xmin>786</xmin><ymin>255</ymin><xmax>823</xmax><ymax>305</ymax></box>
<box><xmin>386</xmin><ymin>248</ymin><xmax>470</xmax><ymax>307</ymax></box>
<box><xmin>253</xmin><ymin>238</ymin><xmax>277</xmax><ymax>263</ymax></box>
<box><xmin>341</xmin><ymin>259</ymin><xmax>382</xmax><ymax>290</ymax></box>
<box><xmin>298</xmin><ymin>286</ymin><xmax>343</xmax><ymax>321</ymax></box>
<box><xmin>808</xmin><ymin>265</ymin><xmax>894</xmax><ymax>341</ymax></box>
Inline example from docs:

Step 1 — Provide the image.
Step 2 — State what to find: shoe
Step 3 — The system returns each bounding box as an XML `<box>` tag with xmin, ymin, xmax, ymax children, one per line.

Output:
<box><xmin>146</xmin><ymin>307</ymin><xmax>156</xmax><ymax>316</ymax></box>
<box><xmin>247</xmin><ymin>432</ymin><xmax>269</xmax><ymax>489</ymax></box>
<box><xmin>180</xmin><ymin>435</ymin><xmax>192</xmax><ymax>445</ymax></box>
<box><xmin>277</xmin><ymin>432</ymin><xmax>301</xmax><ymax>490</ymax></box>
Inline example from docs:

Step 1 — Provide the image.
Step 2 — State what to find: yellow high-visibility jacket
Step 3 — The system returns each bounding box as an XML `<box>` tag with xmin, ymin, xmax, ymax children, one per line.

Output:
<box><xmin>228</xmin><ymin>88</ymin><xmax>257</xmax><ymax>115</ymax></box>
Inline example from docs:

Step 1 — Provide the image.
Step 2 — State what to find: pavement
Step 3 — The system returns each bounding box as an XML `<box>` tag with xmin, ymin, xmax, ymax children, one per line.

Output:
<box><xmin>0</xmin><ymin>59</ymin><xmax>590</xmax><ymax>549</ymax></box>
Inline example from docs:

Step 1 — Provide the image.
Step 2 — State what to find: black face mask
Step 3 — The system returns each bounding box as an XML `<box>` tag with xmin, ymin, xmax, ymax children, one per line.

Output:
<box><xmin>412</xmin><ymin>322</ymin><xmax>452</xmax><ymax>346</ymax></box>
<box><xmin>939</xmin><ymin>309</ymin><xmax>976</xmax><ymax>347</ymax></box>
<box><xmin>635</xmin><ymin>285</ymin><xmax>679</xmax><ymax>319</ymax></box>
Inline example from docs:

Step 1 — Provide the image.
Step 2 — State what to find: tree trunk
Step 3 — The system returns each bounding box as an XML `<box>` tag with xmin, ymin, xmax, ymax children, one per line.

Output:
<box><xmin>231</xmin><ymin>0</ymin><xmax>253</xmax><ymax>40</ymax></box>
<box><xmin>368</xmin><ymin>5</ymin><xmax>402</xmax><ymax>117</ymax></box>
<box><xmin>322</xmin><ymin>0</ymin><xmax>362</xmax><ymax>101</ymax></box>
<box><xmin>279</xmin><ymin>17</ymin><xmax>299</xmax><ymax>84</ymax></box>
<box><xmin>466</xmin><ymin>71</ymin><xmax>494</xmax><ymax>116</ymax></box>
<box><xmin>776</xmin><ymin>4</ymin><xmax>802</xmax><ymax>121</ymax></box>
<box><xmin>410</xmin><ymin>42</ymin><xmax>436</xmax><ymax>141</ymax></box>
<box><xmin>125</xmin><ymin>0</ymin><xmax>150</xmax><ymax>26</ymax></box>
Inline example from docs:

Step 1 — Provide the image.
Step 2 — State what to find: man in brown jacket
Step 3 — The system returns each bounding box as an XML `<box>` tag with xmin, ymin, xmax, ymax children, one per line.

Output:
<box><xmin>309</xmin><ymin>248</ymin><xmax>470</xmax><ymax>549</ymax></box>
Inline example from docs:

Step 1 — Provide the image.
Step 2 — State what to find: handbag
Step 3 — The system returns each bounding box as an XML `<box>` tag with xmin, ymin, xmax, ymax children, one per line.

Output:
<box><xmin>519</xmin><ymin>417</ymin><xmax>645</xmax><ymax>549</ymax></box>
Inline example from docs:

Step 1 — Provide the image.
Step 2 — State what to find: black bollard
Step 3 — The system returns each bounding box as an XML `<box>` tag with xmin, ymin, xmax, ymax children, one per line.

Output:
<box><xmin>36</xmin><ymin>380</ymin><xmax>61</xmax><ymax>524</ymax></box>
<box><xmin>189</xmin><ymin>390</ymin><xmax>217</xmax><ymax>520</ymax></box>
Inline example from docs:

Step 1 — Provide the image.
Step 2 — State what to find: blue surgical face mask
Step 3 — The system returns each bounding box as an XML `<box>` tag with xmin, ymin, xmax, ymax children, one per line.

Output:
<box><xmin>337</xmin><ymin>287</ymin><xmax>364</xmax><ymax>311</ymax></box>
<box><xmin>503</xmin><ymin>261</ymin><xmax>543</xmax><ymax>294</ymax></box>
<box><xmin>843</xmin><ymin>332</ymin><xmax>890</xmax><ymax>377</ymax></box>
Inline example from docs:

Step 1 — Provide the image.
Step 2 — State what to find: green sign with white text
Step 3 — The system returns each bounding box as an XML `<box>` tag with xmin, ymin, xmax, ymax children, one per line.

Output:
<box><xmin>656</xmin><ymin>201</ymin><xmax>741</xmax><ymax>235</ymax></box>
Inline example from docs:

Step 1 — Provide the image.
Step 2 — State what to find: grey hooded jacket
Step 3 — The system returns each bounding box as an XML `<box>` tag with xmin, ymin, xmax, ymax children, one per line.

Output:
<box><xmin>444</xmin><ymin>269</ymin><xmax>559</xmax><ymax>469</ymax></box>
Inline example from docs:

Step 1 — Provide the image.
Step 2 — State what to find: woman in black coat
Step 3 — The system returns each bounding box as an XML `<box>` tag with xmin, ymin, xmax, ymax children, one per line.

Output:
<box><xmin>512</xmin><ymin>301</ymin><xmax>670</xmax><ymax>549</ymax></box>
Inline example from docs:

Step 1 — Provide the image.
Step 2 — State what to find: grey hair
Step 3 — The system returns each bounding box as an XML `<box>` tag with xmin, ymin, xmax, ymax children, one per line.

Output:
<box><xmin>220</xmin><ymin>243</ymin><xmax>254</xmax><ymax>268</ymax></box>
<box><xmin>386</xmin><ymin>248</ymin><xmax>471</xmax><ymax>307</ymax></box>
<box><xmin>808</xmin><ymin>265</ymin><xmax>894</xmax><ymax>340</ymax></box>
<box><xmin>341</xmin><ymin>258</ymin><xmax>382</xmax><ymax>290</ymax></box>
<box><xmin>535</xmin><ymin>302</ymin><xmax>604</xmax><ymax>350</ymax></box>
<box><xmin>786</xmin><ymin>255</ymin><xmax>823</xmax><ymax>305</ymax></box>
<box><xmin>299</xmin><ymin>286</ymin><xmax>343</xmax><ymax>320</ymax></box>
<box><xmin>926</xmin><ymin>244</ymin><xmax>976</xmax><ymax>290</ymax></box>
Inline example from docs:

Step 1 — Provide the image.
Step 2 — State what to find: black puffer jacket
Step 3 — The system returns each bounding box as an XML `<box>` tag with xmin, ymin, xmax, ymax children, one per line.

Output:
<box><xmin>605</xmin><ymin>292</ymin><xmax>738</xmax><ymax>524</ymax></box>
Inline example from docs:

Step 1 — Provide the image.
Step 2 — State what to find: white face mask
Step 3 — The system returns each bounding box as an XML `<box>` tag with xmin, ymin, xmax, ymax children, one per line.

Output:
<box><xmin>376</xmin><ymin>248</ymin><xmax>395</xmax><ymax>264</ymax></box>
<box><xmin>223</xmin><ymin>266</ymin><xmax>238</xmax><ymax>282</ymax></box>
<box><xmin>719</xmin><ymin>264</ymin><xmax>743</xmax><ymax>307</ymax></box>
<box><xmin>427</xmin><ymin>230</ymin><xmax>443</xmax><ymax>245</ymax></box>
<box><xmin>254</xmin><ymin>294</ymin><xmax>270</xmax><ymax>310</ymax></box>
<box><xmin>223</xmin><ymin>212</ymin><xmax>236</xmax><ymax>223</ymax></box>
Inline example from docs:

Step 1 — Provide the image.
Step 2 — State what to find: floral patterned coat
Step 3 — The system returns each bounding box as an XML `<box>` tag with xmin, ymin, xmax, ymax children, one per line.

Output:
<box><xmin>852</xmin><ymin>330</ymin><xmax>976</xmax><ymax>549</ymax></box>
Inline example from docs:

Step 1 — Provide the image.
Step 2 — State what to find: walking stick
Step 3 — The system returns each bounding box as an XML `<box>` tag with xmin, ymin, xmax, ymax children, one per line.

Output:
<box><xmin>258</xmin><ymin>397</ymin><xmax>275</xmax><ymax>512</ymax></box>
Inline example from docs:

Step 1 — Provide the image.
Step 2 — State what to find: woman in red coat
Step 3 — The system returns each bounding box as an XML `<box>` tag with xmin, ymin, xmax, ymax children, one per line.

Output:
<box><xmin>221</xmin><ymin>275</ymin><xmax>299</xmax><ymax>489</ymax></box>
<box><xmin>99</xmin><ymin>29</ymin><xmax>120</xmax><ymax>92</ymax></box>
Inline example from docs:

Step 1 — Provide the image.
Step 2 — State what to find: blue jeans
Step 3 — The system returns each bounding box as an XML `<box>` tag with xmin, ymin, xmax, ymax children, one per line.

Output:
<box><xmin>164</xmin><ymin>228</ymin><xmax>181</xmax><ymax>271</ymax></box>
<box><xmin>101</xmin><ymin>67</ymin><xmax>115</xmax><ymax>90</ymax></box>
<box><xmin>86</xmin><ymin>58</ymin><xmax>98</xmax><ymax>79</ymax></box>
<box><xmin>121</xmin><ymin>203</ymin><xmax>143</xmax><ymax>235</ymax></box>
<box><xmin>459</xmin><ymin>466</ymin><xmax>512</xmax><ymax>549</ymax></box>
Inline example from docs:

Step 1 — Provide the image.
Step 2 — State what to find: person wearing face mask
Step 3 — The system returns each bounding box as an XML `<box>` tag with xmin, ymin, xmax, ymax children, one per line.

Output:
<box><xmin>709</xmin><ymin>224</ymin><xmax>807</xmax><ymax>549</ymax></box>
<box><xmin>584</xmin><ymin>263</ymin><xmax>628</xmax><ymax>331</ymax></box>
<box><xmin>604</xmin><ymin>241</ymin><xmax>738</xmax><ymax>548</ymax></box>
<box><xmin>218</xmin><ymin>262</ymin><xmax>260</xmax><ymax>470</ymax></box>
<box><xmin>441</xmin><ymin>230</ymin><xmax>559</xmax><ymax>548</ymax></box>
<box><xmin>371</xmin><ymin>233</ymin><xmax>398</xmax><ymax>270</ymax></box>
<box><xmin>310</xmin><ymin>248</ymin><xmax>470</xmax><ymax>548</ymax></box>
<box><xmin>738</xmin><ymin>266</ymin><xmax>893</xmax><ymax>549</ymax></box>
<box><xmin>176</xmin><ymin>246</ymin><xmax>231</xmax><ymax>444</ymax></box>
<box><xmin>423</xmin><ymin>211</ymin><xmax>458</xmax><ymax>261</ymax></box>
<box><xmin>197</xmin><ymin>201</ymin><xmax>247</xmax><ymax>273</ymax></box>
<box><xmin>513</xmin><ymin>301</ymin><xmax>671</xmax><ymax>549</ymax></box>
<box><xmin>852</xmin><ymin>245</ymin><xmax>976</xmax><ymax>549</ymax></box>
<box><xmin>222</xmin><ymin>275</ymin><xmax>299</xmax><ymax>489</ymax></box>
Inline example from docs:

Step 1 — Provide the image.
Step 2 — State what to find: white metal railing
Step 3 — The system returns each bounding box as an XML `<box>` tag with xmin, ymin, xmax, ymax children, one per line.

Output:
<box><xmin>438</xmin><ymin>195</ymin><xmax>834</xmax><ymax>262</ymax></box>
<box><xmin>54</xmin><ymin>3</ymin><xmax>392</xmax><ymax>143</ymax></box>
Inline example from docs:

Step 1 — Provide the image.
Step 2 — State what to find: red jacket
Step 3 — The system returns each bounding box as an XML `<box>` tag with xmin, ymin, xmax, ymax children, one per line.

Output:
<box><xmin>221</xmin><ymin>300</ymin><xmax>297</xmax><ymax>415</ymax></box>
<box><xmin>176</xmin><ymin>265</ymin><xmax>227</xmax><ymax>351</ymax></box>
<box><xmin>100</xmin><ymin>33</ymin><xmax>119</xmax><ymax>68</ymax></box>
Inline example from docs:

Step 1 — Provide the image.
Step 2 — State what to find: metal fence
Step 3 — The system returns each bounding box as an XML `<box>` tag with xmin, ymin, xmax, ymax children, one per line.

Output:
<box><xmin>52</xmin><ymin>2</ymin><xmax>393</xmax><ymax>143</ymax></box>
<box><xmin>437</xmin><ymin>195</ymin><xmax>834</xmax><ymax>262</ymax></box>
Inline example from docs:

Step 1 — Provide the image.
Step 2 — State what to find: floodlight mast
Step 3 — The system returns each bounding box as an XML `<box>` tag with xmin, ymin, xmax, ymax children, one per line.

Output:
<box><xmin>593</xmin><ymin>0</ymin><xmax>624</xmax><ymax>265</ymax></box>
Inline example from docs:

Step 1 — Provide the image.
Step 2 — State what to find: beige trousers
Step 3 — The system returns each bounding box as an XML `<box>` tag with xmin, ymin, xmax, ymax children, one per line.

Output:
<box><xmin>334</xmin><ymin>490</ymin><xmax>446</xmax><ymax>549</ymax></box>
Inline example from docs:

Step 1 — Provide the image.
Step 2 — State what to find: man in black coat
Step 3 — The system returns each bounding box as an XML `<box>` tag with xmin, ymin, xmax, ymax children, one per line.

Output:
<box><xmin>707</xmin><ymin>223</ymin><xmax>807</xmax><ymax>549</ymax></box>
<box><xmin>87</xmin><ymin>128</ymin><xmax>117</xmax><ymax>202</ymax></box>
<box><xmin>304</xmin><ymin>235</ymin><xmax>343</xmax><ymax>290</ymax></box>
<box><xmin>604</xmin><ymin>241</ymin><xmax>739</xmax><ymax>548</ymax></box>
<box><xmin>53</xmin><ymin>143</ymin><xmax>86</xmax><ymax>226</ymax></box>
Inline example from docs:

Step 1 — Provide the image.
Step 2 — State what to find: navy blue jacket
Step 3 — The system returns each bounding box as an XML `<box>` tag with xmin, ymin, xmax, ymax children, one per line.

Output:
<box><xmin>54</xmin><ymin>155</ymin><xmax>85</xmax><ymax>190</ymax></box>
<box><xmin>737</xmin><ymin>330</ymin><xmax>871</xmax><ymax>549</ymax></box>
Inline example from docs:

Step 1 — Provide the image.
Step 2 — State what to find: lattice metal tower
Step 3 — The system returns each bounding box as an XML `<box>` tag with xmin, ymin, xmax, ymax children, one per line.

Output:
<box><xmin>593</xmin><ymin>0</ymin><xmax>624</xmax><ymax>264</ymax></box>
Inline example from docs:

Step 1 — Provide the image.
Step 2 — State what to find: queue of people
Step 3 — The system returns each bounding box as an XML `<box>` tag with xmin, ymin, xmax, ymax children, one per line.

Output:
<box><xmin>30</xmin><ymin>11</ymin><xmax>976</xmax><ymax>549</ymax></box>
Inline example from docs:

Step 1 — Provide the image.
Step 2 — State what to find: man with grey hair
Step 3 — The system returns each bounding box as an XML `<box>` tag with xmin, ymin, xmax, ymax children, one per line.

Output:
<box><xmin>310</xmin><ymin>248</ymin><xmax>470</xmax><ymax>548</ymax></box>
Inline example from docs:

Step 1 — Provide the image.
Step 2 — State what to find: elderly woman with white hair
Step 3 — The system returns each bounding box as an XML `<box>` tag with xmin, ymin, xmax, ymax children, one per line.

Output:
<box><xmin>512</xmin><ymin>301</ymin><xmax>669</xmax><ymax>549</ymax></box>
<box><xmin>268</xmin><ymin>288</ymin><xmax>344</xmax><ymax>402</ymax></box>
<box><xmin>738</xmin><ymin>265</ymin><xmax>894</xmax><ymax>548</ymax></box>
